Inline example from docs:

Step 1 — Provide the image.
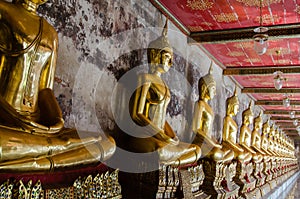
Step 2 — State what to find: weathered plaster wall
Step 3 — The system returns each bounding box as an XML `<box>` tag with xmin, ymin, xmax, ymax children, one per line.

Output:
<box><xmin>38</xmin><ymin>0</ymin><xmax>264</xmax><ymax>144</ymax></box>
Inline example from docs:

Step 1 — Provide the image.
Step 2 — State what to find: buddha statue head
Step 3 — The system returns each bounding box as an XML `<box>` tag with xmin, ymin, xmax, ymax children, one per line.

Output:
<box><xmin>253</xmin><ymin>111</ymin><xmax>263</xmax><ymax>130</ymax></box>
<box><xmin>242</xmin><ymin>100</ymin><xmax>253</xmax><ymax>126</ymax></box>
<box><xmin>147</xmin><ymin>20</ymin><xmax>173</xmax><ymax>74</ymax></box>
<box><xmin>226</xmin><ymin>87</ymin><xmax>239</xmax><ymax>116</ymax></box>
<box><xmin>270</xmin><ymin>124</ymin><xmax>275</xmax><ymax>137</ymax></box>
<box><xmin>262</xmin><ymin>119</ymin><xmax>270</xmax><ymax>135</ymax></box>
<box><xmin>198</xmin><ymin>63</ymin><xmax>216</xmax><ymax>101</ymax></box>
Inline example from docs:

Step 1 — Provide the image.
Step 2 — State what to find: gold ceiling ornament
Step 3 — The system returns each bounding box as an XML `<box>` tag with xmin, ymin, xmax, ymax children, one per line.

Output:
<box><xmin>188</xmin><ymin>25</ymin><xmax>205</xmax><ymax>32</ymax></box>
<box><xmin>227</xmin><ymin>51</ymin><xmax>245</xmax><ymax>57</ymax></box>
<box><xmin>233</xmin><ymin>42</ymin><xmax>253</xmax><ymax>49</ymax></box>
<box><xmin>236</xmin><ymin>0</ymin><xmax>281</xmax><ymax>7</ymax></box>
<box><xmin>244</xmin><ymin>58</ymin><xmax>262</xmax><ymax>63</ymax></box>
<box><xmin>254</xmin><ymin>14</ymin><xmax>281</xmax><ymax>24</ymax></box>
<box><xmin>201</xmin><ymin>22</ymin><xmax>213</xmax><ymax>26</ymax></box>
<box><xmin>186</xmin><ymin>0</ymin><xmax>214</xmax><ymax>11</ymax></box>
<box><xmin>214</xmin><ymin>13</ymin><xmax>238</xmax><ymax>23</ymax></box>
<box><xmin>188</xmin><ymin>22</ymin><xmax>212</xmax><ymax>32</ymax></box>
<box><xmin>276</xmin><ymin>59</ymin><xmax>291</xmax><ymax>65</ymax></box>
<box><xmin>225</xmin><ymin>63</ymin><xmax>244</xmax><ymax>66</ymax></box>
<box><xmin>267</xmin><ymin>47</ymin><xmax>290</xmax><ymax>56</ymax></box>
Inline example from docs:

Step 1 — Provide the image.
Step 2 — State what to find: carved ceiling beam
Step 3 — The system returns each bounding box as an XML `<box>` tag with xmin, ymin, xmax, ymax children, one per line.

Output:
<box><xmin>282</xmin><ymin>129</ymin><xmax>298</xmax><ymax>134</ymax></box>
<box><xmin>275</xmin><ymin>123</ymin><xmax>296</xmax><ymax>128</ymax></box>
<box><xmin>223</xmin><ymin>66</ymin><xmax>300</xmax><ymax>75</ymax></box>
<box><xmin>255</xmin><ymin>100</ymin><xmax>300</xmax><ymax>106</ymax></box>
<box><xmin>188</xmin><ymin>23</ymin><xmax>300</xmax><ymax>44</ymax></box>
<box><xmin>242</xmin><ymin>88</ymin><xmax>300</xmax><ymax>93</ymax></box>
<box><xmin>271</xmin><ymin>116</ymin><xmax>300</xmax><ymax>121</ymax></box>
<box><xmin>284</xmin><ymin>133</ymin><xmax>299</xmax><ymax>137</ymax></box>
<box><xmin>265</xmin><ymin>110</ymin><xmax>300</xmax><ymax>115</ymax></box>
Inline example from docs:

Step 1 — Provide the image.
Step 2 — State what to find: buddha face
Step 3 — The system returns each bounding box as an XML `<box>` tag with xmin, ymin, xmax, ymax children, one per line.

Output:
<box><xmin>233</xmin><ymin>103</ymin><xmax>239</xmax><ymax>116</ymax></box>
<box><xmin>263</xmin><ymin>125</ymin><xmax>270</xmax><ymax>134</ymax></box>
<box><xmin>207</xmin><ymin>84</ymin><xmax>216</xmax><ymax>99</ymax></box>
<box><xmin>156</xmin><ymin>50</ymin><xmax>172</xmax><ymax>73</ymax></box>
<box><xmin>255</xmin><ymin>121</ymin><xmax>262</xmax><ymax>130</ymax></box>
<box><xmin>244</xmin><ymin>114</ymin><xmax>253</xmax><ymax>125</ymax></box>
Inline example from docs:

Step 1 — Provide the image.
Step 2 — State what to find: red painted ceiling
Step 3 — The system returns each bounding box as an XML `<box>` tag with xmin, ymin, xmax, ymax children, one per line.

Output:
<box><xmin>150</xmin><ymin>0</ymin><xmax>300</xmax><ymax>140</ymax></box>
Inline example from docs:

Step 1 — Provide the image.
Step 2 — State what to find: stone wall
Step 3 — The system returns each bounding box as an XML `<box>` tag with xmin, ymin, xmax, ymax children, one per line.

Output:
<box><xmin>37</xmin><ymin>0</ymin><xmax>263</xmax><ymax>146</ymax></box>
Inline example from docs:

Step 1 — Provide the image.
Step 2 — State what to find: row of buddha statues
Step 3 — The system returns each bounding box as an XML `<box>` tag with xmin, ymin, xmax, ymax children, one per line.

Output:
<box><xmin>0</xmin><ymin>0</ymin><xmax>298</xmax><ymax>198</ymax></box>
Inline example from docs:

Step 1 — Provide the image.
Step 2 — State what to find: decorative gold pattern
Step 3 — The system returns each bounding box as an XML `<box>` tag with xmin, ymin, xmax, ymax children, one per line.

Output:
<box><xmin>188</xmin><ymin>22</ymin><xmax>213</xmax><ymax>32</ymax></box>
<box><xmin>0</xmin><ymin>170</ymin><xmax>122</xmax><ymax>199</ymax></box>
<box><xmin>156</xmin><ymin>165</ymin><xmax>180</xmax><ymax>198</ymax></box>
<box><xmin>73</xmin><ymin>170</ymin><xmax>122</xmax><ymax>199</ymax></box>
<box><xmin>188</xmin><ymin>26</ymin><xmax>205</xmax><ymax>32</ymax></box>
<box><xmin>233</xmin><ymin>42</ymin><xmax>253</xmax><ymax>49</ymax></box>
<box><xmin>236</xmin><ymin>0</ymin><xmax>281</xmax><ymax>7</ymax></box>
<box><xmin>186</xmin><ymin>0</ymin><xmax>214</xmax><ymax>11</ymax></box>
<box><xmin>201</xmin><ymin>22</ymin><xmax>213</xmax><ymax>26</ymax></box>
<box><xmin>244</xmin><ymin>58</ymin><xmax>262</xmax><ymax>63</ymax></box>
<box><xmin>0</xmin><ymin>180</ymin><xmax>43</xmax><ymax>199</ymax></box>
<box><xmin>214</xmin><ymin>13</ymin><xmax>238</xmax><ymax>23</ymax></box>
<box><xmin>188</xmin><ymin>165</ymin><xmax>205</xmax><ymax>194</ymax></box>
<box><xmin>227</xmin><ymin>51</ymin><xmax>245</xmax><ymax>57</ymax></box>
<box><xmin>254</xmin><ymin>14</ymin><xmax>281</xmax><ymax>24</ymax></box>
<box><xmin>267</xmin><ymin>47</ymin><xmax>290</xmax><ymax>56</ymax></box>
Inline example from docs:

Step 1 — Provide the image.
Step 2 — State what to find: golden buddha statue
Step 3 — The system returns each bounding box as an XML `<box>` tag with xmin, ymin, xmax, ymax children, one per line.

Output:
<box><xmin>222</xmin><ymin>88</ymin><xmax>250</xmax><ymax>163</ymax></box>
<box><xmin>261</xmin><ymin>119</ymin><xmax>272</xmax><ymax>159</ymax></box>
<box><xmin>268</xmin><ymin>124</ymin><xmax>277</xmax><ymax>156</ymax></box>
<box><xmin>260</xmin><ymin>119</ymin><xmax>273</xmax><ymax>183</ymax></box>
<box><xmin>128</xmin><ymin>21</ymin><xmax>200</xmax><ymax>166</ymax></box>
<box><xmin>250</xmin><ymin>111</ymin><xmax>265</xmax><ymax>159</ymax></box>
<box><xmin>239</xmin><ymin>101</ymin><xmax>256</xmax><ymax>158</ymax></box>
<box><xmin>192</xmin><ymin>64</ymin><xmax>231</xmax><ymax>162</ymax></box>
<box><xmin>0</xmin><ymin>0</ymin><xmax>116</xmax><ymax>172</ymax></box>
<box><xmin>278</xmin><ymin>132</ymin><xmax>285</xmax><ymax>157</ymax></box>
<box><xmin>236</xmin><ymin>100</ymin><xmax>257</xmax><ymax>195</ymax></box>
<box><xmin>283</xmin><ymin>135</ymin><xmax>289</xmax><ymax>158</ymax></box>
<box><xmin>273</xmin><ymin>128</ymin><xmax>281</xmax><ymax>156</ymax></box>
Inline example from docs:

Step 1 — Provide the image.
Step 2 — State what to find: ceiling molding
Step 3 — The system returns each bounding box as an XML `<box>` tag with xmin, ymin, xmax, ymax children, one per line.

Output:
<box><xmin>255</xmin><ymin>100</ymin><xmax>300</xmax><ymax>106</ymax></box>
<box><xmin>283</xmin><ymin>129</ymin><xmax>298</xmax><ymax>134</ymax></box>
<box><xmin>242</xmin><ymin>88</ymin><xmax>300</xmax><ymax>93</ymax></box>
<box><xmin>223</xmin><ymin>66</ymin><xmax>300</xmax><ymax>75</ymax></box>
<box><xmin>271</xmin><ymin>116</ymin><xmax>300</xmax><ymax>121</ymax></box>
<box><xmin>275</xmin><ymin>123</ymin><xmax>296</xmax><ymax>128</ymax></box>
<box><xmin>265</xmin><ymin>110</ymin><xmax>300</xmax><ymax>115</ymax></box>
<box><xmin>188</xmin><ymin>23</ymin><xmax>300</xmax><ymax>44</ymax></box>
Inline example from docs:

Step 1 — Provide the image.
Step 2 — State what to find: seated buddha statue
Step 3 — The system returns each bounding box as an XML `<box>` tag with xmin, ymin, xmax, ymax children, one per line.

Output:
<box><xmin>250</xmin><ymin>111</ymin><xmax>265</xmax><ymax>161</ymax></box>
<box><xmin>261</xmin><ymin>119</ymin><xmax>272</xmax><ymax>161</ymax></box>
<box><xmin>239</xmin><ymin>101</ymin><xmax>256</xmax><ymax>160</ymax></box>
<box><xmin>268</xmin><ymin>124</ymin><xmax>277</xmax><ymax>156</ymax></box>
<box><xmin>192</xmin><ymin>64</ymin><xmax>232</xmax><ymax>162</ymax></box>
<box><xmin>0</xmin><ymin>0</ymin><xmax>116</xmax><ymax>172</ymax></box>
<box><xmin>273</xmin><ymin>128</ymin><xmax>281</xmax><ymax>156</ymax></box>
<box><xmin>222</xmin><ymin>88</ymin><xmax>250</xmax><ymax>163</ymax></box>
<box><xmin>128</xmin><ymin>21</ymin><xmax>200</xmax><ymax>166</ymax></box>
<box><xmin>278</xmin><ymin>132</ymin><xmax>284</xmax><ymax>157</ymax></box>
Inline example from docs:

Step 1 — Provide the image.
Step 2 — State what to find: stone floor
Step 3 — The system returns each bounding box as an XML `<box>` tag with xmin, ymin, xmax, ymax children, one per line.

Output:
<box><xmin>285</xmin><ymin>175</ymin><xmax>300</xmax><ymax>199</ymax></box>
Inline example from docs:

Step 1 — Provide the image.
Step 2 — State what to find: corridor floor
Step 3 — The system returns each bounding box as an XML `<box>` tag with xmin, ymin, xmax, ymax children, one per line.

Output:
<box><xmin>285</xmin><ymin>174</ymin><xmax>300</xmax><ymax>199</ymax></box>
